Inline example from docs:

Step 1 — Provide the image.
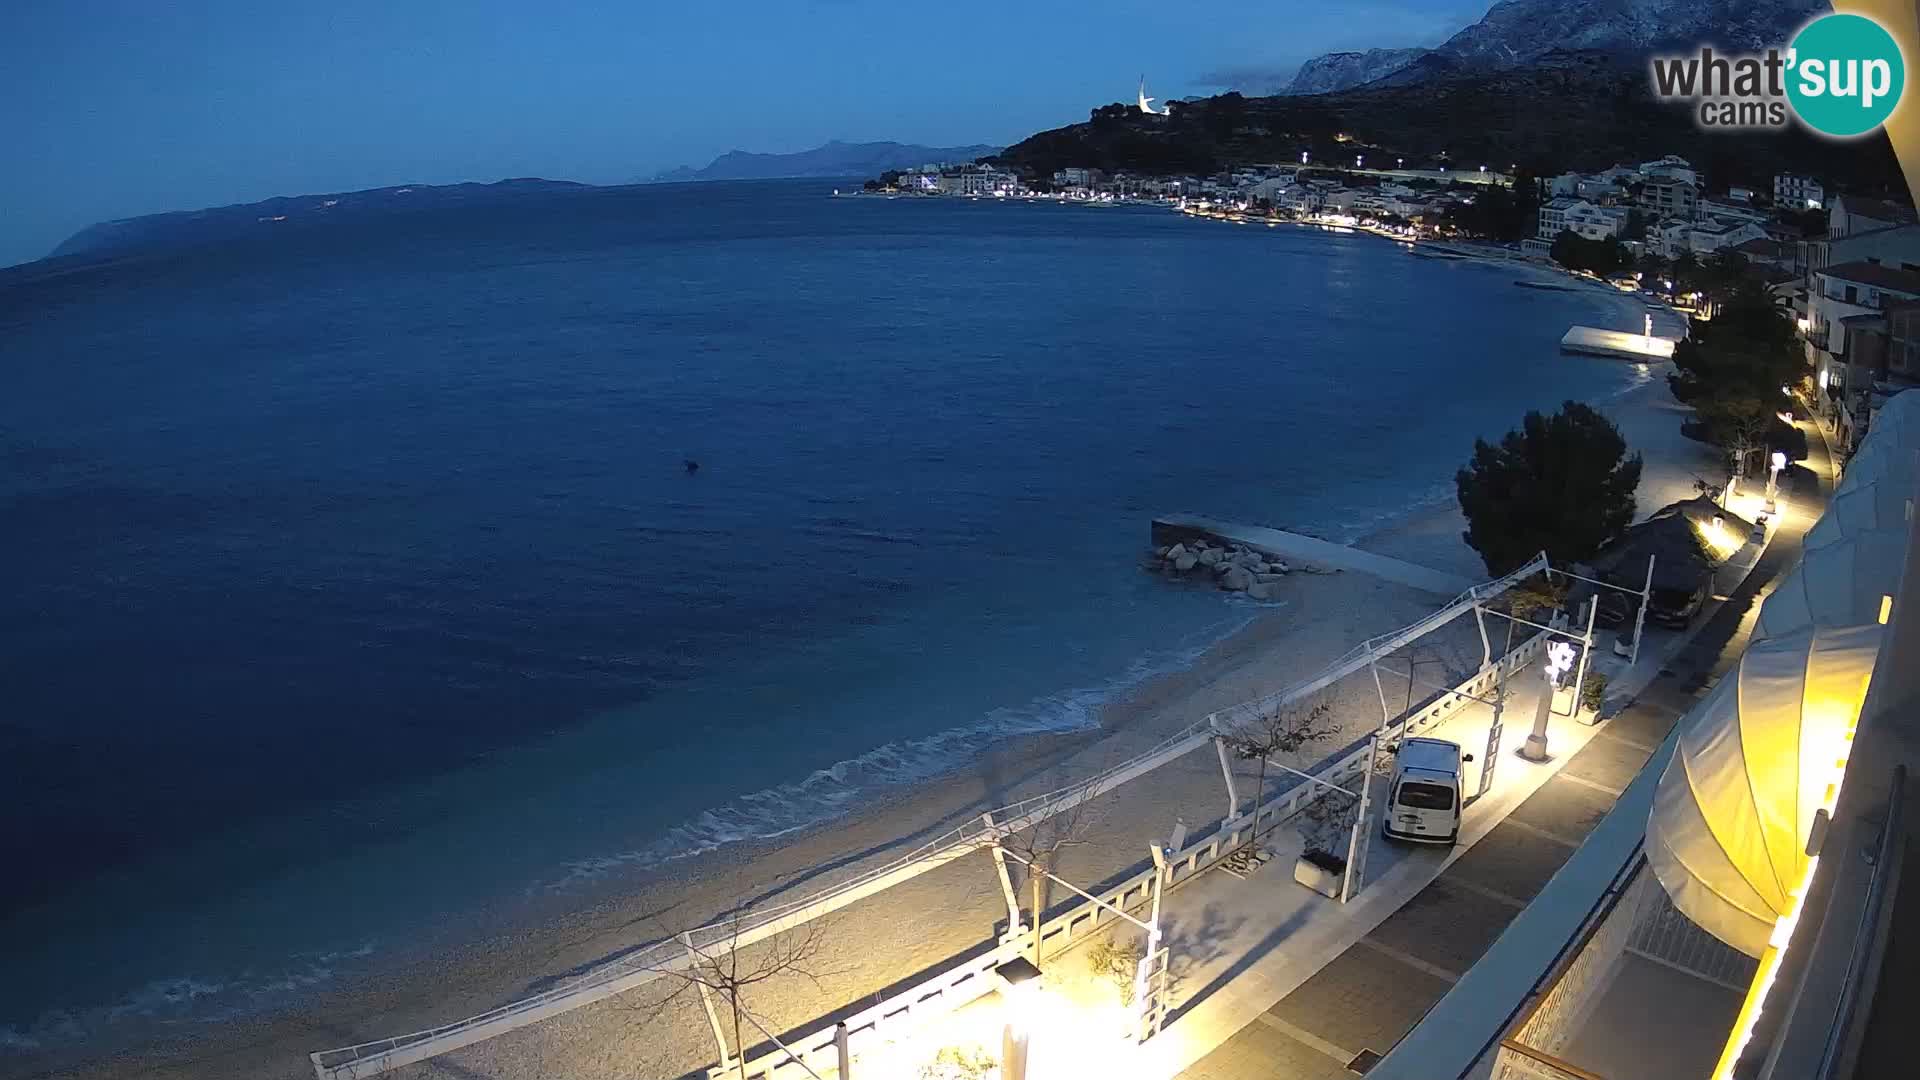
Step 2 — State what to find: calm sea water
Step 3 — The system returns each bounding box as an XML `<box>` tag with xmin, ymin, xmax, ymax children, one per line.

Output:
<box><xmin>0</xmin><ymin>180</ymin><xmax>1641</xmax><ymax>1049</ymax></box>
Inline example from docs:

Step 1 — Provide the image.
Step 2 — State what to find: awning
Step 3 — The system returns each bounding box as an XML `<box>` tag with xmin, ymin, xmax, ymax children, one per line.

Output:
<box><xmin>1646</xmin><ymin>623</ymin><xmax>1881</xmax><ymax>956</ymax></box>
<box><xmin>1753</xmin><ymin>527</ymin><xmax>1908</xmax><ymax>641</ymax></box>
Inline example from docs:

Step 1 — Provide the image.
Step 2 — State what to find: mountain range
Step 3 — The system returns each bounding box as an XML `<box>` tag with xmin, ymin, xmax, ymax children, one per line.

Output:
<box><xmin>1274</xmin><ymin>0</ymin><xmax>1828</xmax><ymax>95</ymax></box>
<box><xmin>995</xmin><ymin>50</ymin><xmax>1901</xmax><ymax>197</ymax></box>
<box><xmin>649</xmin><ymin>140</ymin><xmax>1001</xmax><ymax>183</ymax></box>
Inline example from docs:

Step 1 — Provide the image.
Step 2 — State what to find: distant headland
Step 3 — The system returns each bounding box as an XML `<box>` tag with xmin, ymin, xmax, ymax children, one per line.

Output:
<box><xmin>647</xmin><ymin>140</ymin><xmax>1002</xmax><ymax>184</ymax></box>
<box><xmin>48</xmin><ymin>178</ymin><xmax>595</xmax><ymax>262</ymax></box>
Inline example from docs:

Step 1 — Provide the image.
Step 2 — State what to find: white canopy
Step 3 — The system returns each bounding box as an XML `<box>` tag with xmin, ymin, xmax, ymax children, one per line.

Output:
<box><xmin>1752</xmin><ymin>526</ymin><xmax>1908</xmax><ymax>641</ymax></box>
<box><xmin>1810</xmin><ymin>477</ymin><xmax>1913</xmax><ymax>542</ymax></box>
<box><xmin>1647</xmin><ymin>623</ymin><xmax>1880</xmax><ymax>956</ymax></box>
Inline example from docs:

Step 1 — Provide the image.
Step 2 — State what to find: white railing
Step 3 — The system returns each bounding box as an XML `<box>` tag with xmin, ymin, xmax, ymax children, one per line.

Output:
<box><xmin>311</xmin><ymin>556</ymin><xmax>1553</xmax><ymax>1079</ymax></box>
<box><xmin>711</xmin><ymin>630</ymin><xmax>1551</xmax><ymax>1080</ymax></box>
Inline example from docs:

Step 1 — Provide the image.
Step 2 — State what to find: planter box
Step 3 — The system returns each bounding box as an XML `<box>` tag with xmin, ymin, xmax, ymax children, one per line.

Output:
<box><xmin>1294</xmin><ymin>850</ymin><xmax>1346</xmax><ymax>899</ymax></box>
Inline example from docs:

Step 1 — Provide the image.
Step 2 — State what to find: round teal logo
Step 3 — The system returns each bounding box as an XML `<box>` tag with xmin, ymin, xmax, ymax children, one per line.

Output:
<box><xmin>1787</xmin><ymin>13</ymin><xmax>1905</xmax><ymax>137</ymax></box>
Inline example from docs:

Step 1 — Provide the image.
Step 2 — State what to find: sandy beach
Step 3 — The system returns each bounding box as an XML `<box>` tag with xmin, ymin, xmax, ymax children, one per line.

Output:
<box><xmin>16</xmin><ymin>258</ymin><xmax>1719</xmax><ymax>1080</ymax></box>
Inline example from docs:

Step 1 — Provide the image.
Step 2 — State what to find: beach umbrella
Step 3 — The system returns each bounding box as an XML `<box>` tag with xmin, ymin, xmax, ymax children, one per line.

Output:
<box><xmin>1646</xmin><ymin>623</ymin><xmax>1881</xmax><ymax>956</ymax></box>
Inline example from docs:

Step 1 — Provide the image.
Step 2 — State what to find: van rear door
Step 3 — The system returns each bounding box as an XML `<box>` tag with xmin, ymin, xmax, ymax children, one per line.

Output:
<box><xmin>1389</xmin><ymin>777</ymin><xmax>1458</xmax><ymax>841</ymax></box>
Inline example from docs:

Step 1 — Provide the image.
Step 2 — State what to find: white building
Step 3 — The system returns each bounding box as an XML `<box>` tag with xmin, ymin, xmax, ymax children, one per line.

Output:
<box><xmin>1538</xmin><ymin>197</ymin><xmax>1586</xmax><ymax>240</ymax></box>
<box><xmin>937</xmin><ymin>168</ymin><xmax>1021</xmax><ymax>196</ymax></box>
<box><xmin>1272</xmin><ymin>184</ymin><xmax>1323</xmax><ymax>213</ymax></box>
<box><xmin>1684</xmin><ymin>218</ymin><xmax>1768</xmax><ymax>255</ymax></box>
<box><xmin>1701</xmin><ymin>199</ymin><xmax>1768</xmax><ymax>225</ymax></box>
<box><xmin>1639</xmin><ymin>155</ymin><xmax>1699</xmax><ymax>188</ymax></box>
<box><xmin>1774</xmin><ymin>174</ymin><xmax>1826</xmax><ymax>210</ymax></box>
<box><xmin>1807</xmin><ymin>259</ymin><xmax>1920</xmax><ymax>443</ymax></box>
<box><xmin>1829</xmin><ymin>196</ymin><xmax>1917</xmax><ymax>239</ymax></box>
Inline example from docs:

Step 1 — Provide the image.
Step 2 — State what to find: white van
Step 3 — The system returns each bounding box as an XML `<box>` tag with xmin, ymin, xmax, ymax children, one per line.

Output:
<box><xmin>1383</xmin><ymin>737</ymin><xmax>1473</xmax><ymax>845</ymax></box>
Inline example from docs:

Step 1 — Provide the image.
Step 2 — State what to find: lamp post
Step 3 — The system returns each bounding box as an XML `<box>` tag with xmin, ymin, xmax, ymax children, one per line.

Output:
<box><xmin>1523</xmin><ymin>640</ymin><xmax>1575</xmax><ymax>761</ymax></box>
<box><xmin>1767</xmin><ymin>450</ymin><xmax>1787</xmax><ymax>508</ymax></box>
<box><xmin>996</xmin><ymin>957</ymin><xmax>1042</xmax><ymax>1080</ymax></box>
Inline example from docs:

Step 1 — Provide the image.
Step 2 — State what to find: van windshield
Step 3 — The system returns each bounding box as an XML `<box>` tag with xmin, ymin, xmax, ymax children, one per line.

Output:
<box><xmin>1397</xmin><ymin>782</ymin><xmax>1455</xmax><ymax>811</ymax></box>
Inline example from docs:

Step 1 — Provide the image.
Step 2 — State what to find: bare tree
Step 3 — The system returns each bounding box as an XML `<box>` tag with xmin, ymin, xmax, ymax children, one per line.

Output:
<box><xmin>1219</xmin><ymin>696</ymin><xmax>1340</xmax><ymax>840</ymax></box>
<box><xmin>1296</xmin><ymin>785</ymin><xmax>1359</xmax><ymax>857</ymax></box>
<box><xmin>637</xmin><ymin>915</ymin><xmax>839</xmax><ymax>1080</ymax></box>
<box><xmin>1000</xmin><ymin>783</ymin><xmax>1102</xmax><ymax>965</ymax></box>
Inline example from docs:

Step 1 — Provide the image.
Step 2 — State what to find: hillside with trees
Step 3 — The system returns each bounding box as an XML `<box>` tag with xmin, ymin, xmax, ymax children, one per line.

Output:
<box><xmin>993</xmin><ymin>53</ymin><xmax>1901</xmax><ymax>196</ymax></box>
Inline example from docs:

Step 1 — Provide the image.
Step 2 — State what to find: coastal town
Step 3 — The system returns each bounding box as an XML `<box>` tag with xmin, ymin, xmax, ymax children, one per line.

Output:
<box><xmin>864</xmin><ymin>149</ymin><xmax>1920</xmax><ymax>463</ymax></box>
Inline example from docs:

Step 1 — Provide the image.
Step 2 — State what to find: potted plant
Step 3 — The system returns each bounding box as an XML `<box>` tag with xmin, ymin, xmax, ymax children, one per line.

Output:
<box><xmin>1292</xmin><ymin>788</ymin><xmax>1359</xmax><ymax>899</ymax></box>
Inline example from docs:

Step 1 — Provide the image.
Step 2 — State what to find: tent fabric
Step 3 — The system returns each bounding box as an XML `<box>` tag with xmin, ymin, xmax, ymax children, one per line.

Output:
<box><xmin>1647</xmin><ymin>623</ymin><xmax>1881</xmax><ymax>956</ymax></box>
<box><xmin>1752</xmin><ymin>526</ymin><xmax>1909</xmax><ymax>641</ymax></box>
<box><xmin>1809</xmin><ymin>477</ymin><xmax>1912</xmax><ymax>544</ymax></box>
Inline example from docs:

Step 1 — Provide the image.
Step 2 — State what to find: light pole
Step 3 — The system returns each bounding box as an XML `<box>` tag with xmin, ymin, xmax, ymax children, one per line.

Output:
<box><xmin>1523</xmin><ymin>640</ymin><xmax>1575</xmax><ymax>761</ymax></box>
<box><xmin>1767</xmin><ymin>450</ymin><xmax>1787</xmax><ymax>509</ymax></box>
<box><xmin>996</xmin><ymin>957</ymin><xmax>1042</xmax><ymax>1080</ymax></box>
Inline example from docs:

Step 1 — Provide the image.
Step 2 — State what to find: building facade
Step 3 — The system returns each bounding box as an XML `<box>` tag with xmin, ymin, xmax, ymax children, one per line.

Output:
<box><xmin>1773</xmin><ymin>173</ymin><xmax>1826</xmax><ymax>209</ymax></box>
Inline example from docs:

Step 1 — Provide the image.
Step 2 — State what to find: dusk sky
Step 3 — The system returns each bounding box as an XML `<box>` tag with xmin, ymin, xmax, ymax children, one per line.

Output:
<box><xmin>1</xmin><ymin>0</ymin><xmax>1490</xmax><ymax>268</ymax></box>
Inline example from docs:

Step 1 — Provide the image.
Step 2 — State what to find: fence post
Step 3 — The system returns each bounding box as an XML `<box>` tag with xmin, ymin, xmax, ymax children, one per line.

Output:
<box><xmin>984</xmin><ymin>814</ymin><xmax>1022</xmax><ymax>938</ymax></box>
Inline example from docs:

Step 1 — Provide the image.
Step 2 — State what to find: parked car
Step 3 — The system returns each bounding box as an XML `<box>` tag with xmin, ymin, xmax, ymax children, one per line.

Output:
<box><xmin>1382</xmin><ymin>737</ymin><xmax>1473</xmax><ymax>845</ymax></box>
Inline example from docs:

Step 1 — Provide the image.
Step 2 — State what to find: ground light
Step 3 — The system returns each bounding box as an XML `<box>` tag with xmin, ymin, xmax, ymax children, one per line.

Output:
<box><xmin>996</xmin><ymin>957</ymin><xmax>1042</xmax><ymax>1080</ymax></box>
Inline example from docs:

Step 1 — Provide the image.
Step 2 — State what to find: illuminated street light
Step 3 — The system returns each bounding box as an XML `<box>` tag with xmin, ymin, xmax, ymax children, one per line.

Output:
<box><xmin>1768</xmin><ymin>450</ymin><xmax>1788</xmax><ymax>506</ymax></box>
<box><xmin>996</xmin><ymin>957</ymin><xmax>1043</xmax><ymax>1080</ymax></box>
<box><xmin>1523</xmin><ymin>640</ymin><xmax>1576</xmax><ymax>761</ymax></box>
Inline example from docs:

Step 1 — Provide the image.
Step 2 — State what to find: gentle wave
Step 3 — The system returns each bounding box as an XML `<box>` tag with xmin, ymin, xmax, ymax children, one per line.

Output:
<box><xmin>0</xmin><ymin>944</ymin><xmax>375</xmax><ymax>1054</ymax></box>
<box><xmin>538</xmin><ymin>614</ymin><xmax>1261</xmax><ymax>893</ymax></box>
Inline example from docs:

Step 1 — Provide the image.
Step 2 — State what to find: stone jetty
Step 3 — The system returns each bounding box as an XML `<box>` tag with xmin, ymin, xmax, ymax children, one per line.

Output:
<box><xmin>1146</xmin><ymin>538</ymin><xmax>1291</xmax><ymax>600</ymax></box>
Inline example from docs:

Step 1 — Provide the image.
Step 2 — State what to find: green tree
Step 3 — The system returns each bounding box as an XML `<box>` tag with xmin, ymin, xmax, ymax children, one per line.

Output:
<box><xmin>1550</xmin><ymin>230</ymin><xmax>1629</xmax><ymax>274</ymax></box>
<box><xmin>1668</xmin><ymin>281</ymin><xmax>1805</xmax><ymax>408</ymax></box>
<box><xmin>1456</xmin><ymin>401</ymin><xmax>1644</xmax><ymax>575</ymax></box>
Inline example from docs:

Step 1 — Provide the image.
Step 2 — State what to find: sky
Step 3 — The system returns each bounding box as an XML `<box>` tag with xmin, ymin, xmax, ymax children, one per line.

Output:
<box><xmin>0</xmin><ymin>0</ymin><xmax>1489</xmax><ymax>267</ymax></box>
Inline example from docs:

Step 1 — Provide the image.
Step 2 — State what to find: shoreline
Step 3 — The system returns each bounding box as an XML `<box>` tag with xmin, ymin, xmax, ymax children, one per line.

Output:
<box><xmin>5</xmin><ymin>220</ymin><xmax>1706</xmax><ymax>1080</ymax></box>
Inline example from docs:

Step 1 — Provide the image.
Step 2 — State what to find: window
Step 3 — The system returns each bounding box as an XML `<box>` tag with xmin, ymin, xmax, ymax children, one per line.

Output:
<box><xmin>1847</xmin><ymin>285</ymin><xmax>1859</xmax><ymax>303</ymax></box>
<box><xmin>1396</xmin><ymin>782</ymin><xmax>1455</xmax><ymax>811</ymax></box>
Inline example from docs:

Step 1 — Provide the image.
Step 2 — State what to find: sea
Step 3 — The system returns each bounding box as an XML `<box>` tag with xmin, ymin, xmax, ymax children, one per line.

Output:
<box><xmin>0</xmin><ymin>179</ymin><xmax>1648</xmax><ymax>1055</ymax></box>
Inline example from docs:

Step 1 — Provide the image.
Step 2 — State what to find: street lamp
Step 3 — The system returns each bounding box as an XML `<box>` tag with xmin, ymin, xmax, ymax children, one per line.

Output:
<box><xmin>1767</xmin><ymin>450</ymin><xmax>1787</xmax><ymax>507</ymax></box>
<box><xmin>1523</xmin><ymin>640</ymin><xmax>1576</xmax><ymax>761</ymax></box>
<box><xmin>997</xmin><ymin>957</ymin><xmax>1043</xmax><ymax>1080</ymax></box>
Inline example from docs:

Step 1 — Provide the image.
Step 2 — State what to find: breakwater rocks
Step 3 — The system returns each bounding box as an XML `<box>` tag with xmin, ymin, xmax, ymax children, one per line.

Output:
<box><xmin>1146</xmin><ymin>539</ymin><xmax>1290</xmax><ymax>600</ymax></box>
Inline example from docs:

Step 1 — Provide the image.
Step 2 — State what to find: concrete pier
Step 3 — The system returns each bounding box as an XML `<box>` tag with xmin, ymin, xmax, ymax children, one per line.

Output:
<box><xmin>1151</xmin><ymin>513</ymin><xmax>1477</xmax><ymax>596</ymax></box>
<box><xmin>1561</xmin><ymin>325</ymin><xmax>1677</xmax><ymax>361</ymax></box>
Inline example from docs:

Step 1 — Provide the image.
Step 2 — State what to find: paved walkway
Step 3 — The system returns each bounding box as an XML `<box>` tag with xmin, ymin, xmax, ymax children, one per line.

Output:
<box><xmin>1165</xmin><ymin>410</ymin><xmax>1833</xmax><ymax>1080</ymax></box>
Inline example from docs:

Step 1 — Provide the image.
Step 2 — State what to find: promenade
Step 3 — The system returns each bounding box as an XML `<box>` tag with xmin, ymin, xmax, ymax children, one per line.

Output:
<box><xmin>1164</xmin><ymin>408</ymin><xmax>1830</xmax><ymax>1080</ymax></box>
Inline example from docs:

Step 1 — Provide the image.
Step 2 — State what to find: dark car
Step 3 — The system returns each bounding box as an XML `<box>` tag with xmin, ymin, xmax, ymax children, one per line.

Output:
<box><xmin>1647</xmin><ymin>582</ymin><xmax>1709</xmax><ymax>627</ymax></box>
<box><xmin>1594</xmin><ymin>589</ymin><xmax>1639</xmax><ymax>629</ymax></box>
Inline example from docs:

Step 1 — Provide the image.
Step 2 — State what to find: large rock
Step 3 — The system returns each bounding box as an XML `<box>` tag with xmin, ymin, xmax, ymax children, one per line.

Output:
<box><xmin>1248</xmin><ymin>582</ymin><xmax>1277</xmax><ymax>601</ymax></box>
<box><xmin>1174</xmin><ymin>553</ymin><xmax>1198</xmax><ymax>572</ymax></box>
<box><xmin>1254</xmin><ymin>573</ymin><xmax>1288</xmax><ymax>585</ymax></box>
<box><xmin>1221</xmin><ymin>566</ymin><xmax>1253</xmax><ymax>591</ymax></box>
<box><xmin>1198</xmin><ymin>547</ymin><xmax>1222</xmax><ymax>567</ymax></box>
